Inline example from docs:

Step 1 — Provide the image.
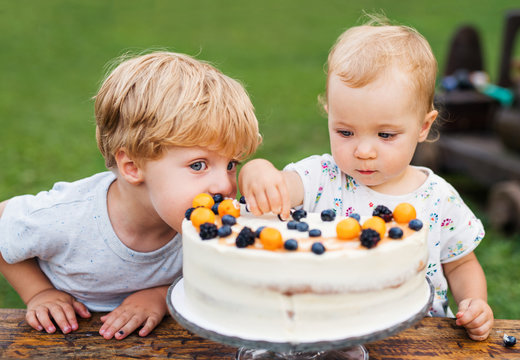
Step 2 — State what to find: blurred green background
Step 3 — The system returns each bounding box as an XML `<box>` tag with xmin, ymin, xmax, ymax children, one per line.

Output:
<box><xmin>1</xmin><ymin>1</ymin><xmax>519</xmax><ymax>319</ymax></box>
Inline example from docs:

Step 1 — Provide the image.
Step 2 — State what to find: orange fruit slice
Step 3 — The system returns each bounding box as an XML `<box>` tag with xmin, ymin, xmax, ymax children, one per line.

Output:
<box><xmin>190</xmin><ymin>207</ymin><xmax>216</xmax><ymax>228</ymax></box>
<box><xmin>393</xmin><ymin>203</ymin><xmax>417</xmax><ymax>224</ymax></box>
<box><xmin>218</xmin><ymin>199</ymin><xmax>241</xmax><ymax>218</ymax></box>
<box><xmin>336</xmin><ymin>218</ymin><xmax>361</xmax><ymax>240</ymax></box>
<box><xmin>192</xmin><ymin>193</ymin><xmax>215</xmax><ymax>209</ymax></box>
<box><xmin>259</xmin><ymin>227</ymin><xmax>283</xmax><ymax>250</ymax></box>
<box><xmin>362</xmin><ymin>216</ymin><xmax>386</xmax><ymax>239</ymax></box>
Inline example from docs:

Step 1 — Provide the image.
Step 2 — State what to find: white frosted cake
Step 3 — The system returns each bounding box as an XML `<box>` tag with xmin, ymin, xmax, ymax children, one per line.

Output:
<box><xmin>180</xmin><ymin>195</ymin><xmax>430</xmax><ymax>343</ymax></box>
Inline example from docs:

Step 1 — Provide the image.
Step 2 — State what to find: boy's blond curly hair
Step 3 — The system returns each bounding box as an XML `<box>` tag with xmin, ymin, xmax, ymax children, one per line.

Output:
<box><xmin>324</xmin><ymin>15</ymin><xmax>438</xmax><ymax>115</ymax></box>
<box><xmin>95</xmin><ymin>51</ymin><xmax>261</xmax><ymax>169</ymax></box>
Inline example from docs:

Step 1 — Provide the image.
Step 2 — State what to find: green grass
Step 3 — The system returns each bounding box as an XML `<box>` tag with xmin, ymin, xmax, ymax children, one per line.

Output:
<box><xmin>1</xmin><ymin>1</ymin><xmax>519</xmax><ymax>319</ymax></box>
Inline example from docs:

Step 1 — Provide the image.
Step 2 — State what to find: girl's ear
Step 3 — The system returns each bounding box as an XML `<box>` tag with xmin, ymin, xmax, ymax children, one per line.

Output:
<box><xmin>418</xmin><ymin>110</ymin><xmax>438</xmax><ymax>142</ymax></box>
<box><xmin>115</xmin><ymin>149</ymin><xmax>144</xmax><ymax>185</ymax></box>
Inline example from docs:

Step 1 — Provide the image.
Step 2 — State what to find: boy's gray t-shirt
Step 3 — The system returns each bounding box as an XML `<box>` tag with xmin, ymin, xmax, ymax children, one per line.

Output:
<box><xmin>0</xmin><ymin>172</ymin><xmax>182</xmax><ymax>311</ymax></box>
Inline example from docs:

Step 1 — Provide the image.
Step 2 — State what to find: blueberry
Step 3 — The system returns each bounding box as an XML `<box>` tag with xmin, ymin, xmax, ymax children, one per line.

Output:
<box><xmin>349</xmin><ymin>213</ymin><xmax>361</xmax><ymax>222</ymax></box>
<box><xmin>388</xmin><ymin>227</ymin><xmax>403</xmax><ymax>239</ymax></box>
<box><xmin>185</xmin><ymin>207</ymin><xmax>195</xmax><ymax>220</ymax></box>
<box><xmin>504</xmin><ymin>334</ymin><xmax>517</xmax><ymax>347</ymax></box>
<box><xmin>372</xmin><ymin>205</ymin><xmax>393</xmax><ymax>222</ymax></box>
<box><xmin>239</xmin><ymin>195</ymin><xmax>246</xmax><ymax>204</ymax></box>
<box><xmin>309</xmin><ymin>229</ymin><xmax>322</xmax><ymax>237</ymax></box>
<box><xmin>360</xmin><ymin>228</ymin><xmax>380</xmax><ymax>249</ymax></box>
<box><xmin>321</xmin><ymin>209</ymin><xmax>336</xmax><ymax>222</ymax></box>
<box><xmin>211</xmin><ymin>203</ymin><xmax>220</xmax><ymax>215</ymax></box>
<box><xmin>284</xmin><ymin>239</ymin><xmax>298</xmax><ymax>251</ymax></box>
<box><xmin>311</xmin><ymin>242</ymin><xmax>325</xmax><ymax>255</ymax></box>
<box><xmin>287</xmin><ymin>220</ymin><xmax>299</xmax><ymax>230</ymax></box>
<box><xmin>408</xmin><ymin>219</ymin><xmax>423</xmax><ymax>231</ymax></box>
<box><xmin>255</xmin><ymin>226</ymin><xmax>266</xmax><ymax>238</ymax></box>
<box><xmin>292</xmin><ymin>209</ymin><xmax>307</xmax><ymax>221</ymax></box>
<box><xmin>217</xmin><ymin>225</ymin><xmax>232</xmax><ymax>237</ymax></box>
<box><xmin>296</xmin><ymin>221</ymin><xmax>309</xmax><ymax>232</ymax></box>
<box><xmin>221</xmin><ymin>214</ymin><xmax>237</xmax><ymax>226</ymax></box>
<box><xmin>212</xmin><ymin>193</ymin><xmax>224</xmax><ymax>203</ymax></box>
<box><xmin>236</xmin><ymin>227</ymin><xmax>255</xmax><ymax>247</ymax></box>
<box><xmin>199</xmin><ymin>223</ymin><xmax>218</xmax><ymax>240</ymax></box>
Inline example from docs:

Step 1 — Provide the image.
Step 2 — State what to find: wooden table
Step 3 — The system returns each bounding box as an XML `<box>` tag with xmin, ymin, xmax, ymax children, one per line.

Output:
<box><xmin>0</xmin><ymin>309</ymin><xmax>518</xmax><ymax>359</ymax></box>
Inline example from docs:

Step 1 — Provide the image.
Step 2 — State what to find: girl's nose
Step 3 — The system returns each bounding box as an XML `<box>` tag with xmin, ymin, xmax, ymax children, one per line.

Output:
<box><xmin>354</xmin><ymin>140</ymin><xmax>376</xmax><ymax>159</ymax></box>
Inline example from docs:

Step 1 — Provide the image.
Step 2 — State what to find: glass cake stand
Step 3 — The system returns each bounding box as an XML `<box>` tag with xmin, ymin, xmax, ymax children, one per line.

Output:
<box><xmin>167</xmin><ymin>277</ymin><xmax>434</xmax><ymax>360</ymax></box>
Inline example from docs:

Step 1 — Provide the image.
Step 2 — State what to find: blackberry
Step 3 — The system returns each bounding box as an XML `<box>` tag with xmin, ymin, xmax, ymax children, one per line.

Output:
<box><xmin>211</xmin><ymin>203</ymin><xmax>220</xmax><ymax>215</ymax></box>
<box><xmin>360</xmin><ymin>228</ymin><xmax>380</xmax><ymax>249</ymax></box>
<box><xmin>284</xmin><ymin>239</ymin><xmax>298</xmax><ymax>251</ymax></box>
<box><xmin>185</xmin><ymin>207</ymin><xmax>195</xmax><ymax>220</ymax></box>
<box><xmin>296</xmin><ymin>221</ymin><xmax>309</xmax><ymax>232</ymax></box>
<box><xmin>309</xmin><ymin>229</ymin><xmax>322</xmax><ymax>237</ymax></box>
<box><xmin>239</xmin><ymin>195</ymin><xmax>246</xmax><ymax>204</ymax></box>
<box><xmin>408</xmin><ymin>219</ymin><xmax>423</xmax><ymax>231</ymax></box>
<box><xmin>503</xmin><ymin>334</ymin><xmax>517</xmax><ymax>347</ymax></box>
<box><xmin>221</xmin><ymin>214</ymin><xmax>237</xmax><ymax>226</ymax></box>
<box><xmin>212</xmin><ymin>193</ymin><xmax>224</xmax><ymax>203</ymax></box>
<box><xmin>292</xmin><ymin>209</ymin><xmax>307</xmax><ymax>221</ymax></box>
<box><xmin>311</xmin><ymin>242</ymin><xmax>325</xmax><ymax>255</ymax></box>
<box><xmin>217</xmin><ymin>225</ymin><xmax>232</xmax><ymax>237</ymax></box>
<box><xmin>236</xmin><ymin>227</ymin><xmax>255</xmax><ymax>248</ymax></box>
<box><xmin>372</xmin><ymin>205</ymin><xmax>393</xmax><ymax>222</ymax></box>
<box><xmin>321</xmin><ymin>209</ymin><xmax>336</xmax><ymax>222</ymax></box>
<box><xmin>349</xmin><ymin>213</ymin><xmax>361</xmax><ymax>222</ymax></box>
<box><xmin>199</xmin><ymin>223</ymin><xmax>218</xmax><ymax>240</ymax></box>
<box><xmin>287</xmin><ymin>220</ymin><xmax>299</xmax><ymax>230</ymax></box>
<box><xmin>255</xmin><ymin>226</ymin><xmax>266</xmax><ymax>238</ymax></box>
<box><xmin>388</xmin><ymin>227</ymin><xmax>404</xmax><ymax>239</ymax></box>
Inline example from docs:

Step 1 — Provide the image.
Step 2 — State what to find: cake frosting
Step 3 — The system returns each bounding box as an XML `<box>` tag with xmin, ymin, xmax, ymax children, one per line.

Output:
<box><xmin>180</xmin><ymin>198</ymin><xmax>430</xmax><ymax>343</ymax></box>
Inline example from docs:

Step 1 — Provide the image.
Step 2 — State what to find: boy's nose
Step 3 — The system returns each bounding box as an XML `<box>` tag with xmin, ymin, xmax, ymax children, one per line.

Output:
<box><xmin>354</xmin><ymin>141</ymin><xmax>376</xmax><ymax>159</ymax></box>
<box><xmin>209</xmin><ymin>171</ymin><xmax>235</xmax><ymax>198</ymax></box>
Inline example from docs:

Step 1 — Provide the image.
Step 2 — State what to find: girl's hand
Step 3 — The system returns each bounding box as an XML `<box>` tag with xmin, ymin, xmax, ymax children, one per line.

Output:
<box><xmin>455</xmin><ymin>298</ymin><xmax>494</xmax><ymax>341</ymax></box>
<box><xmin>99</xmin><ymin>286</ymin><xmax>168</xmax><ymax>340</ymax></box>
<box><xmin>26</xmin><ymin>288</ymin><xmax>91</xmax><ymax>334</ymax></box>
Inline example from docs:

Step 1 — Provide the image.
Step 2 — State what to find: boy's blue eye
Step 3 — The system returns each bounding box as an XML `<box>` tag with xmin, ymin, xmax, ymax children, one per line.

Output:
<box><xmin>227</xmin><ymin>161</ymin><xmax>239</xmax><ymax>171</ymax></box>
<box><xmin>190</xmin><ymin>161</ymin><xmax>207</xmax><ymax>171</ymax></box>
<box><xmin>378</xmin><ymin>132</ymin><xmax>394</xmax><ymax>139</ymax></box>
<box><xmin>339</xmin><ymin>130</ymin><xmax>353</xmax><ymax>137</ymax></box>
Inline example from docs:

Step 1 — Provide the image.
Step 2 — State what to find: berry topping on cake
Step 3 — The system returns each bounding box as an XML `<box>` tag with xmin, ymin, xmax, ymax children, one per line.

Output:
<box><xmin>211</xmin><ymin>203</ymin><xmax>220</xmax><ymax>215</ymax></box>
<box><xmin>393</xmin><ymin>202</ymin><xmax>417</xmax><ymax>224</ymax></box>
<box><xmin>212</xmin><ymin>193</ymin><xmax>224</xmax><ymax>203</ymax></box>
<box><xmin>217</xmin><ymin>225</ymin><xmax>232</xmax><ymax>237</ymax></box>
<box><xmin>336</xmin><ymin>217</ymin><xmax>361</xmax><ymax>240</ymax></box>
<box><xmin>239</xmin><ymin>195</ymin><xmax>246</xmax><ymax>204</ymax></box>
<box><xmin>362</xmin><ymin>216</ymin><xmax>386</xmax><ymax>239</ymax></box>
<box><xmin>349</xmin><ymin>213</ymin><xmax>361</xmax><ymax>221</ymax></box>
<box><xmin>292</xmin><ymin>209</ymin><xmax>307</xmax><ymax>221</ymax></box>
<box><xmin>221</xmin><ymin>214</ymin><xmax>237</xmax><ymax>226</ymax></box>
<box><xmin>199</xmin><ymin>223</ymin><xmax>218</xmax><ymax>240</ymax></box>
<box><xmin>185</xmin><ymin>207</ymin><xmax>195</xmax><ymax>220</ymax></box>
<box><xmin>321</xmin><ymin>209</ymin><xmax>336</xmax><ymax>221</ymax></box>
<box><xmin>190</xmin><ymin>207</ymin><xmax>216</xmax><ymax>228</ymax></box>
<box><xmin>218</xmin><ymin>199</ymin><xmax>241</xmax><ymax>218</ymax></box>
<box><xmin>503</xmin><ymin>334</ymin><xmax>517</xmax><ymax>347</ymax></box>
<box><xmin>309</xmin><ymin>229</ymin><xmax>322</xmax><ymax>237</ymax></box>
<box><xmin>192</xmin><ymin>193</ymin><xmax>215</xmax><ymax>209</ymax></box>
<box><xmin>284</xmin><ymin>239</ymin><xmax>298</xmax><ymax>251</ymax></box>
<box><xmin>236</xmin><ymin>227</ymin><xmax>255</xmax><ymax>248</ymax></box>
<box><xmin>388</xmin><ymin>227</ymin><xmax>404</xmax><ymax>239</ymax></box>
<box><xmin>311</xmin><ymin>242</ymin><xmax>326</xmax><ymax>254</ymax></box>
<box><xmin>259</xmin><ymin>227</ymin><xmax>284</xmax><ymax>250</ymax></box>
<box><xmin>372</xmin><ymin>205</ymin><xmax>393</xmax><ymax>222</ymax></box>
<box><xmin>255</xmin><ymin>226</ymin><xmax>266</xmax><ymax>238</ymax></box>
<box><xmin>408</xmin><ymin>219</ymin><xmax>423</xmax><ymax>231</ymax></box>
<box><xmin>287</xmin><ymin>220</ymin><xmax>299</xmax><ymax>230</ymax></box>
<box><xmin>360</xmin><ymin>228</ymin><xmax>381</xmax><ymax>248</ymax></box>
<box><xmin>296</xmin><ymin>221</ymin><xmax>309</xmax><ymax>232</ymax></box>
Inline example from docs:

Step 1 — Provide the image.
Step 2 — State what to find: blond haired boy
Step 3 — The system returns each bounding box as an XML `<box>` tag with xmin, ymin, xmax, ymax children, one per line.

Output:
<box><xmin>239</xmin><ymin>18</ymin><xmax>494</xmax><ymax>340</ymax></box>
<box><xmin>0</xmin><ymin>51</ymin><xmax>261</xmax><ymax>339</ymax></box>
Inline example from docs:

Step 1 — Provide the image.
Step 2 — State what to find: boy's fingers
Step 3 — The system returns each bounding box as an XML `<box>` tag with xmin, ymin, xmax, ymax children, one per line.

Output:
<box><xmin>138</xmin><ymin>315</ymin><xmax>161</xmax><ymax>337</ymax></box>
<box><xmin>73</xmin><ymin>300</ymin><xmax>91</xmax><ymax>319</ymax></box>
<box><xmin>266</xmin><ymin>186</ymin><xmax>283</xmax><ymax>214</ymax></box>
<box><xmin>25</xmin><ymin>310</ymin><xmax>44</xmax><ymax>331</ymax></box>
<box><xmin>279</xmin><ymin>183</ymin><xmax>292</xmax><ymax>220</ymax></box>
<box><xmin>114</xmin><ymin>314</ymin><xmax>147</xmax><ymax>340</ymax></box>
<box><xmin>35</xmin><ymin>309</ymin><xmax>57</xmax><ymax>333</ymax></box>
<box><xmin>49</xmin><ymin>305</ymin><xmax>73</xmax><ymax>334</ymax></box>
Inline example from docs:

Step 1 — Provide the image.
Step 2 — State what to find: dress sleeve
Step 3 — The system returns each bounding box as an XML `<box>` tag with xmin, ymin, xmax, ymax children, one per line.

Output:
<box><xmin>438</xmin><ymin>184</ymin><xmax>485</xmax><ymax>264</ymax></box>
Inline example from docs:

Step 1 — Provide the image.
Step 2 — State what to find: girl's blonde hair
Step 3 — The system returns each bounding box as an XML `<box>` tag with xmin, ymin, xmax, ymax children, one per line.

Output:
<box><xmin>95</xmin><ymin>51</ymin><xmax>261</xmax><ymax>169</ymax></box>
<box><xmin>325</xmin><ymin>16</ymin><xmax>438</xmax><ymax>115</ymax></box>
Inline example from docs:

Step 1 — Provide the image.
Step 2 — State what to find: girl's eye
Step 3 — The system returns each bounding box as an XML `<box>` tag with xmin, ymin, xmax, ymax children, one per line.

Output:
<box><xmin>190</xmin><ymin>161</ymin><xmax>207</xmax><ymax>171</ymax></box>
<box><xmin>339</xmin><ymin>130</ymin><xmax>353</xmax><ymax>137</ymax></box>
<box><xmin>378</xmin><ymin>132</ymin><xmax>395</xmax><ymax>139</ymax></box>
<box><xmin>227</xmin><ymin>161</ymin><xmax>239</xmax><ymax>171</ymax></box>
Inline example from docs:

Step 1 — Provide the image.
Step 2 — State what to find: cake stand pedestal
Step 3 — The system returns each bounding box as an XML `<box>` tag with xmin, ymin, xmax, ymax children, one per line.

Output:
<box><xmin>167</xmin><ymin>277</ymin><xmax>433</xmax><ymax>360</ymax></box>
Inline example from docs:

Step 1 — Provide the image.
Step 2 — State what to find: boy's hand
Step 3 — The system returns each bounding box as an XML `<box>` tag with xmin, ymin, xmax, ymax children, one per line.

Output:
<box><xmin>455</xmin><ymin>298</ymin><xmax>494</xmax><ymax>341</ymax></box>
<box><xmin>26</xmin><ymin>288</ymin><xmax>91</xmax><ymax>334</ymax></box>
<box><xmin>99</xmin><ymin>286</ymin><xmax>168</xmax><ymax>340</ymax></box>
<box><xmin>239</xmin><ymin>159</ymin><xmax>292</xmax><ymax>219</ymax></box>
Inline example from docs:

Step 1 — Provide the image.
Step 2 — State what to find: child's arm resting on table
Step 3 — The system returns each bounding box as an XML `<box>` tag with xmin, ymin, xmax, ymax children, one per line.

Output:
<box><xmin>239</xmin><ymin>159</ymin><xmax>304</xmax><ymax>219</ymax></box>
<box><xmin>0</xmin><ymin>200</ymin><xmax>91</xmax><ymax>334</ymax></box>
<box><xmin>443</xmin><ymin>251</ymin><xmax>494</xmax><ymax>341</ymax></box>
<box><xmin>99</xmin><ymin>285</ymin><xmax>169</xmax><ymax>340</ymax></box>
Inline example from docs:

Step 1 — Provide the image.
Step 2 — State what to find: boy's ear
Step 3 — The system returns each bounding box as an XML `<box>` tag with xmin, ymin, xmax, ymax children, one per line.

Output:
<box><xmin>418</xmin><ymin>110</ymin><xmax>438</xmax><ymax>142</ymax></box>
<box><xmin>115</xmin><ymin>149</ymin><xmax>144</xmax><ymax>185</ymax></box>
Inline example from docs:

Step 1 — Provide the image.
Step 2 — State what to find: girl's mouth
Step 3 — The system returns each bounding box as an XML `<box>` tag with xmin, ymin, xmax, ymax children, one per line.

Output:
<box><xmin>357</xmin><ymin>170</ymin><xmax>375</xmax><ymax>175</ymax></box>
